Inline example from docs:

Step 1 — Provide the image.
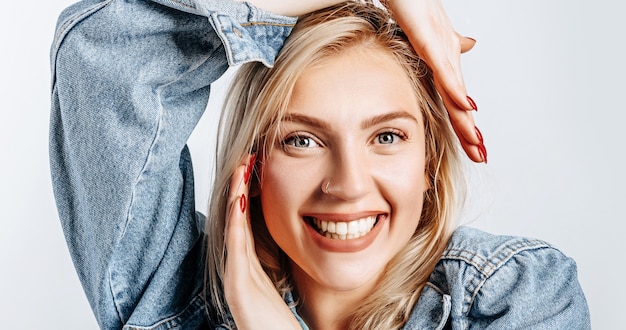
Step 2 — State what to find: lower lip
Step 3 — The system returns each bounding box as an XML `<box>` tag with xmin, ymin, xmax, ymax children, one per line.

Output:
<box><xmin>304</xmin><ymin>215</ymin><xmax>387</xmax><ymax>253</ymax></box>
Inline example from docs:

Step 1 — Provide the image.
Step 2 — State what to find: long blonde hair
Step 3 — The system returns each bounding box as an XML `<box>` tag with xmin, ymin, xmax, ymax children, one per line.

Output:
<box><xmin>206</xmin><ymin>1</ymin><xmax>465</xmax><ymax>328</ymax></box>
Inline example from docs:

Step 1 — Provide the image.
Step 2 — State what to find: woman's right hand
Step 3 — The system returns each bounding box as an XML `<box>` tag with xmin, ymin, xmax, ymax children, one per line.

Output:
<box><xmin>385</xmin><ymin>0</ymin><xmax>487</xmax><ymax>163</ymax></box>
<box><xmin>223</xmin><ymin>155</ymin><xmax>301</xmax><ymax>330</ymax></box>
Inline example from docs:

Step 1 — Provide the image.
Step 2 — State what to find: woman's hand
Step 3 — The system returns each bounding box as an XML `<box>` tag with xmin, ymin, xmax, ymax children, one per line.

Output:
<box><xmin>246</xmin><ymin>0</ymin><xmax>486</xmax><ymax>162</ymax></box>
<box><xmin>385</xmin><ymin>0</ymin><xmax>487</xmax><ymax>163</ymax></box>
<box><xmin>224</xmin><ymin>155</ymin><xmax>301</xmax><ymax>330</ymax></box>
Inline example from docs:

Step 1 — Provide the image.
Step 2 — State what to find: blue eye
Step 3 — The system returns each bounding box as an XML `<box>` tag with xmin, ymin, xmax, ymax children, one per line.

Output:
<box><xmin>377</xmin><ymin>132</ymin><xmax>396</xmax><ymax>144</ymax></box>
<box><xmin>283</xmin><ymin>135</ymin><xmax>319</xmax><ymax>148</ymax></box>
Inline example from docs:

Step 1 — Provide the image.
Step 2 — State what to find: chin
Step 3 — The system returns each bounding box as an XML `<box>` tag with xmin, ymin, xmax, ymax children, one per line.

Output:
<box><xmin>301</xmin><ymin>258</ymin><xmax>386</xmax><ymax>293</ymax></box>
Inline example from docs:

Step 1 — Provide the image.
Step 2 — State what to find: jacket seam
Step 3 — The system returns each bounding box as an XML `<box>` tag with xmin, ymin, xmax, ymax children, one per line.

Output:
<box><xmin>151</xmin><ymin>0</ymin><xmax>195</xmax><ymax>11</ymax></box>
<box><xmin>50</xmin><ymin>0</ymin><xmax>113</xmax><ymax>90</ymax></box>
<box><xmin>122</xmin><ymin>294</ymin><xmax>206</xmax><ymax>330</ymax></box>
<box><xmin>441</xmin><ymin>239</ymin><xmax>553</xmax><ymax>316</ymax></box>
<box><xmin>240</xmin><ymin>22</ymin><xmax>296</xmax><ymax>27</ymax></box>
<box><xmin>442</xmin><ymin>239</ymin><xmax>552</xmax><ymax>278</ymax></box>
<box><xmin>471</xmin><ymin>244</ymin><xmax>551</xmax><ymax>302</ymax></box>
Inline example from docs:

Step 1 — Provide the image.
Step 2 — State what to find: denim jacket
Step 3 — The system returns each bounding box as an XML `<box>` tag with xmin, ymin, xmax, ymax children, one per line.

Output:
<box><xmin>50</xmin><ymin>1</ymin><xmax>295</xmax><ymax>328</ymax></box>
<box><xmin>50</xmin><ymin>1</ymin><xmax>589</xmax><ymax>329</ymax></box>
<box><xmin>403</xmin><ymin>226</ymin><xmax>590</xmax><ymax>329</ymax></box>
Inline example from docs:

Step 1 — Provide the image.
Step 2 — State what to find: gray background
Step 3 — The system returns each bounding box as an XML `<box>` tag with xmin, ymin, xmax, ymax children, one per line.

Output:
<box><xmin>1</xmin><ymin>0</ymin><xmax>623</xmax><ymax>328</ymax></box>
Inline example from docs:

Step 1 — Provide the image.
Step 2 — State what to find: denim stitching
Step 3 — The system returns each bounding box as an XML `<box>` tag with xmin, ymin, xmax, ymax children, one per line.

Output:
<box><xmin>441</xmin><ymin>239</ymin><xmax>552</xmax><ymax>315</ymax></box>
<box><xmin>240</xmin><ymin>22</ymin><xmax>296</xmax><ymax>27</ymax></box>
<box><xmin>122</xmin><ymin>294</ymin><xmax>206</xmax><ymax>330</ymax></box>
<box><xmin>154</xmin><ymin>0</ymin><xmax>195</xmax><ymax>10</ymax></box>
<box><xmin>50</xmin><ymin>0</ymin><xmax>113</xmax><ymax>89</ymax></box>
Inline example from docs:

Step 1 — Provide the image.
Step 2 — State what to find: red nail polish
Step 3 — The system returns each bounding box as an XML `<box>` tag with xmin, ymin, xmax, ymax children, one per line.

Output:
<box><xmin>467</xmin><ymin>96</ymin><xmax>478</xmax><ymax>111</ymax></box>
<box><xmin>475</xmin><ymin>126</ymin><xmax>484</xmax><ymax>145</ymax></box>
<box><xmin>478</xmin><ymin>143</ymin><xmax>488</xmax><ymax>164</ymax></box>
<box><xmin>240</xmin><ymin>194</ymin><xmax>246</xmax><ymax>213</ymax></box>
<box><xmin>244</xmin><ymin>154</ymin><xmax>257</xmax><ymax>185</ymax></box>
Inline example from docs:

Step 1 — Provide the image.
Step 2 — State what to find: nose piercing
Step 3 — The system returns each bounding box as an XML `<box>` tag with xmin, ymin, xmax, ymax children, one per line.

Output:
<box><xmin>323</xmin><ymin>180</ymin><xmax>331</xmax><ymax>194</ymax></box>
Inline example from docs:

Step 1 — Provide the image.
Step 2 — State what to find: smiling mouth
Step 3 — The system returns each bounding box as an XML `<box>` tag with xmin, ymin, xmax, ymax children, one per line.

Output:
<box><xmin>305</xmin><ymin>215</ymin><xmax>380</xmax><ymax>240</ymax></box>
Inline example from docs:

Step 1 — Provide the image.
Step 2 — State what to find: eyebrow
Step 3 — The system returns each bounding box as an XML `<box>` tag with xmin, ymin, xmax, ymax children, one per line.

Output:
<box><xmin>283</xmin><ymin>113</ymin><xmax>331</xmax><ymax>130</ymax></box>
<box><xmin>284</xmin><ymin>111</ymin><xmax>419</xmax><ymax>130</ymax></box>
<box><xmin>360</xmin><ymin>111</ymin><xmax>419</xmax><ymax>129</ymax></box>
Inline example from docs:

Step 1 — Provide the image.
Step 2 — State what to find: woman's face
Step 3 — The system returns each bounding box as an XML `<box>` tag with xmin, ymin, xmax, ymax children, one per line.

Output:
<box><xmin>259</xmin><ymin>47</ymin><xmax>428</xmax><ymax>295</ymax></box>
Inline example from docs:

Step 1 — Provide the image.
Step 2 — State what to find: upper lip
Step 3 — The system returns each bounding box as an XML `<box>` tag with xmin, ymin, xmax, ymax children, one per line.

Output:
<box><xmin>302</xmin><ymin>211</ymin><xmax>385</xmax><ymax>222</ymax></box>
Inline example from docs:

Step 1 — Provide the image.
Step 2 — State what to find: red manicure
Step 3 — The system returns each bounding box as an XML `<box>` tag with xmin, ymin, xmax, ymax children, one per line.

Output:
<box><xmin>478</xmin><ymin>143</ymin><xmax>488</xmax><ymax>164</ymax></box>
<box><xmin>240</xmin><ymin>194</ymin><xmax>246</xmax><ymax>213</ymax></box>
<box><xmin>474</xmin><ymin>126</ymin><xmax>484</xmax><ymax>145</ymax></box>
<box><xmin>467</xmin><ymin>96</ymin><xmax>478</xmax><ymax>111</ymax></box>
<box><xmin>244</xmin><ymin>154</ymin><xmax>257</xmax><ymax>185</ymax></box>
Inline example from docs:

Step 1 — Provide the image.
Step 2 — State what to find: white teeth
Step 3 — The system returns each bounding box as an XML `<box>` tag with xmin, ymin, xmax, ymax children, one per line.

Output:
<box><xmin>336</xmin><ymin>222</ymin><xmax>348</xmax><ymax>235</ymax></box>
<box><xmin>311</xmin><ymin>215</ymin><xmax>378</xmax><ymax>240</ymax></box>
<box><xmin>348</xmin><ymin>221</ymin><xmax>358</xmax><ymax>235</ymax></box>
<box><xmin>327</xmin><ymin>221</ymin><xmax>336</xmax><ymax>234</ymax></box>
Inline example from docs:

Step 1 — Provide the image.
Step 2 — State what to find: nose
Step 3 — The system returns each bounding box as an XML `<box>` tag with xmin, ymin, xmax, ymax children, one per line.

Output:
<box><xmin>324</xmin><ymin>148</ymin><xmax>371</xmax><ymax>201</ymax></box>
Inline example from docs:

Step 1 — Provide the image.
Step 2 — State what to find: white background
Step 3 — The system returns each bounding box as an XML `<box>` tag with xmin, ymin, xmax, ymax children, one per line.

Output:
<box><xmin>1</xmin><ymin>0</ymin><xmax>623</xmax><ymax>328</ymax></box>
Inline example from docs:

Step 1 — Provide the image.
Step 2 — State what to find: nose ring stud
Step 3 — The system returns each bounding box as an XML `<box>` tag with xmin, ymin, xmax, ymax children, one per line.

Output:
<box><xmin>323</xmin><ymin>180</ymin><xmax>331</xmax><ymax>194</ymax></box>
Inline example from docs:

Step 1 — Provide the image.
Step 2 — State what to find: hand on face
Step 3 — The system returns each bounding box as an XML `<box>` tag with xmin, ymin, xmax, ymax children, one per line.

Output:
<box><xmin>223</xmin><ymin>154</ymin><xmax>300</xmax><ymax>330</ymax></box>
<box><xmin>385</xmin><ymin>0</ymin><xmax>487</xmax><ymax>163</ymax></box>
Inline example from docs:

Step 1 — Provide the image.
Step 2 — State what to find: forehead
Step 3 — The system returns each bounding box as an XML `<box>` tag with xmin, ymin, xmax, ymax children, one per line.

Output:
<box><xmin>287</xmin><ymin>46</ymin><xmax>422</xmax><ymax>122</ymax></box>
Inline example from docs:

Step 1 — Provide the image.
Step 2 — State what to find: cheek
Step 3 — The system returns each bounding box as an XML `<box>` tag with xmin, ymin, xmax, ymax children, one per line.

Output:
<box><xmin>376</xmin><ymin>151</ymin><xmax>428</xmax><ymax>196</ymax></box>
<box><xmin>258</xmin><ymin>156</ymin><xmax>318</xmax><ymax>230</ymax></box>
<box><xmin>258</xmin><ymin>162</ymin><xmax>292</xmax><ymax>248</ymax></box>
<box><xmin>374</xmin><ymin>150</ymin><xmax>428</xmax><ymax>232</ymax></box>
<box><xmin>258</xmin><ymin>156</ymin><xmax>322</xmax><ymax>258</ymax></box>
<box><xmin>258</xmin><ymin>159</ymin><xmax>291</xmax><ymax>226</ymax></box>
<box><xmin>259</xmin><ymin>154</ymin><xmax>326</xmax><ymax>204</ymax></box>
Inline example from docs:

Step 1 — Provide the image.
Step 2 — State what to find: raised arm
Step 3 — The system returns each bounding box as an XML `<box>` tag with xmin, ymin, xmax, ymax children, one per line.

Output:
<box><xmin>246</xmin><ymin>0</ymin><xmax>486</xmax><ymax>162</ymax></box>
<box><xmin>50</xmin><ymin>1</ymin><xmax>294</xmax><ymax>328</ymax></box>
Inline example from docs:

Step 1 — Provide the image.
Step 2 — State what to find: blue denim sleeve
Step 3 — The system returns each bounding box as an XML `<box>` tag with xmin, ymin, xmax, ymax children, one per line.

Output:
<box><xmin>50</xmin><ymin>0</ymin><xmax>293</xmax><ymax>329</ymax></box>
<box><xmin>469</xmin><ymin>244</ymin><xmax>591</xmax><ymax>329</ymax></box>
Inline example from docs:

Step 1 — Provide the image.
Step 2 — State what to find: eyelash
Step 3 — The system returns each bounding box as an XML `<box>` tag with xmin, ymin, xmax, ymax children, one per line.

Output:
<box><xmin>280</xmin><ymin>129</ymin><xmax>408</xmax><ymax>149</ymax></box>
<box><xmin>282</xmin><ymin>133</ymin><xmax>320</xmax><ymax>149</ymax></box>
<box><xmin>374</xmin><ymin>129</ymin><xmax>408</xmax><ymax>145</ymax></box>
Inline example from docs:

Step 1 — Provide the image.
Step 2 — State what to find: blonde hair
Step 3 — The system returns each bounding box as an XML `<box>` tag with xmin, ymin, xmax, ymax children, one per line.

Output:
<box><xmin>206</xmin><ymin>1</ymin><xmax>465</xmax><ymax>328</ymax></box>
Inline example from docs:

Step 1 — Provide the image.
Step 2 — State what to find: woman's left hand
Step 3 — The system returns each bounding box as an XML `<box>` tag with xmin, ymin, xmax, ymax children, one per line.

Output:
<box><xmin>223</xmin><ymin>155</ymin><xmax>301</xmax><ymax>330</ymax></box>
<box><xmin>386</xmin><ymin>0</ymin><xmax>487</xmax><ymax>163</ymax></box>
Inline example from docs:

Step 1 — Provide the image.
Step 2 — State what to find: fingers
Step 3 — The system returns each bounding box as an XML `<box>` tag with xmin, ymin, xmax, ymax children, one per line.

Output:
<box><xmin>225</xmin><ymin>165</ymin><xmax>248</xmax><ymax>259</ymax></box>
<box><xmin>388</xmin><ymin>0</ymin><xmax>485</xmax><ymax>159</ymax></box>
<box><xmin>436</xmin><ymin>80</ymin><xmax>487</xmax><ymax>163</ymax></box>
<box><xmin>458</xmin><ymin>33</ymin><xmax>476</xmax><ymax>53</ymax></box>
<box><xmin>431</xmin><ymin>41</ymin><xmax>487</xmax><ymax>162</ymax></box>
<box><xmin>451</xmin><ymin>118</ymin><xmax>486</xmax><ymax>164</ymax></box>
<box><xmin>225</xmin><ymin>154</ymin><xmax>256</xmax><ymax>258</ymax></box>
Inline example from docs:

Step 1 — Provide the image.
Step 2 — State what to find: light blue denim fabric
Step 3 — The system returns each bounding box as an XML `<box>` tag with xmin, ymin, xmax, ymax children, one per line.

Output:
<box><xmin>49</xmin><ymin>0</ymin><xmax>295</xmax><ymax>328</ymax></box>
<box><xmin>51</xmin><ymin>1</ymin><xmax>590</xmax><ymax>329</ymax></box>
<box><xmin>403</xmin><ymin>226</ymin><xmax>591</xmax><ymax>329</ymax></box>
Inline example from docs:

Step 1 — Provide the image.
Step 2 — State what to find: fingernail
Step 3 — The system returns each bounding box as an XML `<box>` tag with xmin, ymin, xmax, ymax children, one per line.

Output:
<box><xmin>240</xmin><ymin>194</ymin><xmax>246</xmax><ymax>213</ymax></box>
<box><xmin>466</xmin><ymin>37</ymin><xmax>476</xmax><ymax>43</ymax></box>
<box><xmin>467</xmin><ymin>96</ymin><xmax>478</xmax><ymax>111</ymax></box>
<box><xmin>478</xmin><ymin>143</ymin><xmax>488</xmax><ymax>164</ymax></box>
<box><xmin>244</xmin><ymin>153</ymin><xmax>257</xmax><ymax>185</ymax></box>
<box><xmin>474</xmin><ymin>126</ymin><xmax>484</xmax><ymax>145</ymax></box>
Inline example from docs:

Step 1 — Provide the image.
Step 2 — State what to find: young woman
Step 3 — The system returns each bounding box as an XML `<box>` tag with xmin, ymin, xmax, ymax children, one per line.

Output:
<box><xmin>208</xmin><ymin>2</ymin><xmax>590</xmax><ymax>329</ymax></box>
<box><xmin>50</xmin><ymin>0</ymin><xmax>586</xmax><ymax>329</ymax></box>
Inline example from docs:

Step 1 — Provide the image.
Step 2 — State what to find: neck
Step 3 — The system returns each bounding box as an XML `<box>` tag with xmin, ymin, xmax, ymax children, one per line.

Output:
<box><xmin>291</xmin><ymin>264</ymin><xmax>379</xmax><ymax>330</ymax></box>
